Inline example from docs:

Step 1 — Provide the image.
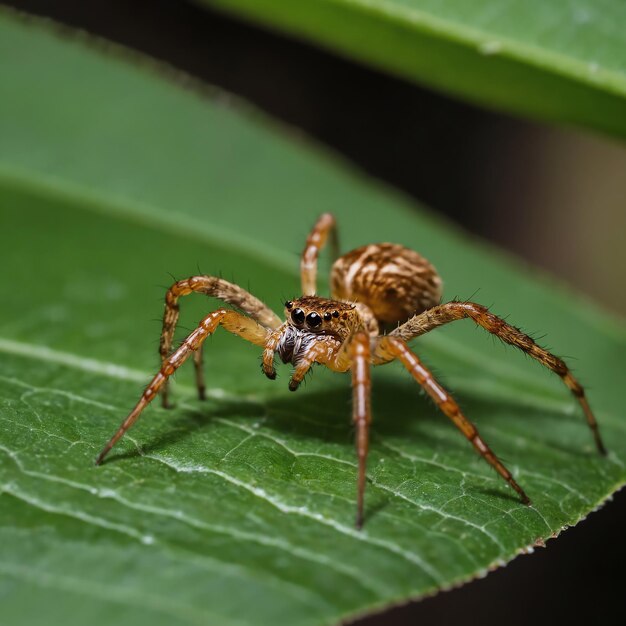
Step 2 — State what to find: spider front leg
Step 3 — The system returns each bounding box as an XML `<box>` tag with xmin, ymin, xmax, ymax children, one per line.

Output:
<box><xmin>96</xmin><ymin>309</ymin><xmax>269</xmax><ymax>465</ymax></box>
<box><xmin>375</xmin><ymin>336</ymin><xmax>531</xmax><ymax>506</ymax></box>
<box><xmin>160</xmin><ymin>276</ymin><xmax>281</xmax><ymax>407</ymax></box>
<box><xmin>301</xmin><ymin>213</ymin><xmax>339</xmax><ymax>295</ymax></box>
<box><xmin>280</xmin><ymin>328</ymin><xmax>372</xmax><ymax>528</ymax></box>
<box><xmin>391</xmin><ymin>302</ymin><xmax>606</xmax><ymax>454</ymax></box>
<box><xmin>350</xmin><ymin>331</ymin><xmax>372</xmax><ymax>529</ymax></box>
<box><xmin>320</xmin><ymin>330</ymin><xmax>373</xmax><ymax>528</ymax></box>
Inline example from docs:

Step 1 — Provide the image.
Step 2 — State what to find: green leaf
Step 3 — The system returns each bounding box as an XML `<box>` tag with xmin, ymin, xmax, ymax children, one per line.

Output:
<box><xmin>200</xmin><ymin>0</ymin><xmax>626</xmax><ymax>138</ymax></box>
<box><xmin>0</xmin><ymin>10</ymin><xmax>625</xmax><ymax>626</ymax></box>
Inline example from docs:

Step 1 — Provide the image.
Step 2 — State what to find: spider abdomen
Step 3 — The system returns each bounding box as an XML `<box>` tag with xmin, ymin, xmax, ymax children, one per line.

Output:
<box><xmin>331</xmin><ymin>243</ymin><xmax>442</xmax><ymax>324</ymax></box>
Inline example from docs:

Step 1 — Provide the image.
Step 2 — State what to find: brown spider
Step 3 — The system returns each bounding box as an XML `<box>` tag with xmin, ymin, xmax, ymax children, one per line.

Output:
<box><xmin>96</xmin><ymin>213</ymin><xmax>606</xmax><ymax>528</ymax></box>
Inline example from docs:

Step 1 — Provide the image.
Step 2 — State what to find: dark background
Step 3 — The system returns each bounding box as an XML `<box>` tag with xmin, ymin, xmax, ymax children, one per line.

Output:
<box><xmin>5</xmin><ymin>1</ymin><xmax>625</xmax><ymax>624</ymax></box>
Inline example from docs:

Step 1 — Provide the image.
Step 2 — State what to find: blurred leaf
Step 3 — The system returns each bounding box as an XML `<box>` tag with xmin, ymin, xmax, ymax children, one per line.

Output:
<box><xmin>200</xmin><ymin>0</ymin><xmax>626</xmax><ymax>138</ymax></box>
<box><xmin>0</xmin><ymin>10</ymin><xmax>625</xmax><ymax>626</ymax></box>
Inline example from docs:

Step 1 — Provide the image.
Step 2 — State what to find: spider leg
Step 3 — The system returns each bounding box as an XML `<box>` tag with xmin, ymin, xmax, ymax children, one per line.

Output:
<box><xmin>390</xmin><ymin>301</ymin><xmax>606</xmax><ymax>455</ymax></box>
<box><xmin>376</xmin><ymin>336</ymin><xmax>531</xmax><ymax>506</ymax></box>
<box><xmin>275</xmin><ymin>327</ymin><xmax>370</xmax><ymax>528</ymax></box>
<box><xmin>262</xmin><ymin>327</ymin><xmax>284</xmax><ymax>380</ymax></box>
<box><xmin>160</xmin><ymin>276</ymin><xmax>281</xmax><ymax>407</ymax></box>
<box><xmin>295</xmin><ymin>330</ymin><xmax>372</xmax><ymax>527</ymax></box>
<box><xmin>350</xmin><ymin>331</ymin><xmax>372</xmax><ymax>529</ymax></box>
<box><xmin>301</xmin><ymin>213</ymin><xmax>339</xmax><ymax>295</ymax></box>
<box><xmin>96</xmin><ymin>309</ymin><xmax>269</xmax><ymax>465</ymax></box>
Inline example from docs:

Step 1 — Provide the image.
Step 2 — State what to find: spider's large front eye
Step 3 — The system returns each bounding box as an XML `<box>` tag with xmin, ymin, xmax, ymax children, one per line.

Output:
<box><xmin>306</xmin><ymin>312</ymin><xmax>322</xmax><ymax>328</ymax></box>
<box><xmin>291</xmin><ymin>308</ymin><xmax>305</xmax><ymax>324</ymax></box>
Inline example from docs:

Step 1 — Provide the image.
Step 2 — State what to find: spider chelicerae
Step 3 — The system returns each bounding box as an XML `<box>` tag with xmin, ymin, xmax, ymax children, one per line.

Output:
<box><xmin>96</xmin><ymin>213</ymin><xmax>606</xmax><ymax>528</ymax></box>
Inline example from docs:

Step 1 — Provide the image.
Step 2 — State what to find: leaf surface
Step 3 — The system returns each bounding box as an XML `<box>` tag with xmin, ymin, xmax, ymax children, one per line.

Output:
<box><xmin>200</xmin><ymin>0</ymin><xmax>626</xmax><ymax>137</ymax></box>
<box><xmin>0</xmin><ymin>11</ymin><xmax>625</xmax><ymax>626</ymax></box>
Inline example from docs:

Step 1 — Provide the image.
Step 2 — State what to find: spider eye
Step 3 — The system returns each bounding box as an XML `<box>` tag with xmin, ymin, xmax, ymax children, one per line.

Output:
<box><xmin>285</xmin><ymin>301</ymin><xmax>293</xmax><ymax>309</ymax></box>
<box><xmin>291</xmin><ymin>308</ymin><xmax>305</xmax><ymax>324</ymax></box>
<box><xmin>323</xmin><ymin>312</ymin><xmax>332</xmax><ymax>321</ymax></box>
<box><xmin>306</xmin><ymin>312</ymin><xmax>322</xmax><ymax>328</ymax></box>
<box><xmin>332</xmin><ymin>311</ymin><xmax>339</xmax><ymax>318</ymax></box>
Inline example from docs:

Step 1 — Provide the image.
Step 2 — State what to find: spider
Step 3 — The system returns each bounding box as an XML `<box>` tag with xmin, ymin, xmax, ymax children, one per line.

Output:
<box><xmin>96</xmin><ymin>213</ymin><xmax>606</xmax><ymax>528</ymax></box>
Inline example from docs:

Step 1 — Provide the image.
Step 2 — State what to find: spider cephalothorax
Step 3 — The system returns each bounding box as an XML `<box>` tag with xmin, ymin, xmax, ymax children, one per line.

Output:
<box><xmin>96</xmin><ymin>213</ymin><xmax>606</xmax><ymax>528</ymax></box>
<box><xmin>285</xmin><ymin>296</ymin><xmax>357</xmax><ymax>336</ymax></box>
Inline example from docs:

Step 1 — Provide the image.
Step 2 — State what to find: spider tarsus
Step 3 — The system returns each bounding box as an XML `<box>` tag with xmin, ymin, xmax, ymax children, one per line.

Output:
<box><xmin>197</xmin><ymin>387</ymin><xmax>207</xmax><ymax>401</ymax></box>
<box><xmin>595</xmin><ymin>433</ymin><xmax>608</xmax><ymax>456</ymax></box>
<box><xmin>355</xmin><ymin>512</ymin><xmax>364</xmax><ymax>531</ymax></box>
<box><xmin>288</xmin><ymin>379</ymin><xmax>299</xmax><ymax>392</ymax></box>
<box><xmin>261</xmin><ymin>361</ymin><xmax>277</xmax><ymax>380</ymax></box>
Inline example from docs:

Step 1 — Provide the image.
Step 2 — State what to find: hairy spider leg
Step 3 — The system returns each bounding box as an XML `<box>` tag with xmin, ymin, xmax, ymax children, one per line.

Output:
<box><xmin>96</xmin><ymin>309</ymin><xmax>269</xmax><ymax>465</ymax></box>
<box><xmin>301</xmin><ymin>213</ymin><xmax>339</xmax><ymax>295</ymax></box>
<box><xmin>312</xmin><ymin>330</ymin><xmax>373</xmax><ymax>528</ymax></box>
<box><xmin>262</xmin><ymin>328</ymin><xmax>284</xmax><ymax>380</ymax></box>
<box><xmin>160</xmin><ymin>276</ymin><xmax>281</xmax><ymax>406</ymax></box>
<box><xmin>273</xmin><ymin>324</ymin><xmax>373</xmax><ymax>527</ymax></box>
<box><xmin>376</xmin><ymin>336</ymin><xmax>531</xmax><ymax>505</ymax></box>
<box><xmin>351</xmin><ymin>332</ymin><xmax>372</xmax><ymax>529</ymax></box>
<box><xmin>391</xmin><ymin>301</ymin><xmax>606</xmax><ymax>455</ymax></box>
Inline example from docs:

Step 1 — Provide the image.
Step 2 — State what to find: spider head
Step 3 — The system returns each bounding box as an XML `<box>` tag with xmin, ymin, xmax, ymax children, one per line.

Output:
<box><xmin>284</xmin><ymin>296</ymin><xmax>356</xmax><ymax>335</ymax></box>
